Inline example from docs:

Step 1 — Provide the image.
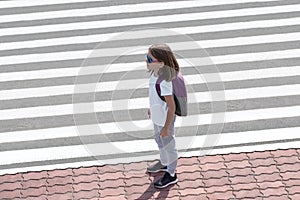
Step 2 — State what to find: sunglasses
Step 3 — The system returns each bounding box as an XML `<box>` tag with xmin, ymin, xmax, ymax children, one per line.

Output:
<box><xmin>146</xmin><ymin>54</ymin><xmax>159</xmax><ymax>63</ymax></box>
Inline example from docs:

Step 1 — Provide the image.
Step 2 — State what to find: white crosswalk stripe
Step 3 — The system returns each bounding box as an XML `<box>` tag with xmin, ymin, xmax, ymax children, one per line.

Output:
<box><xmin>0</xmin><ymin>0</ymin><xmax>299</xmax><ymax>175</ymax></box>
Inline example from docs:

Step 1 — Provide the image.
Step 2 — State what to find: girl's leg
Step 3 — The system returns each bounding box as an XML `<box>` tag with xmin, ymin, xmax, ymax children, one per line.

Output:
<box><xmin>154</xmin><ymin>123</ymin><xmax>168</xmax><ymax>166</ymax></box>
<box><xmin>161</xmin><ymin>116</ymin><xmax>178</xmax><ymax>175</ymax></box>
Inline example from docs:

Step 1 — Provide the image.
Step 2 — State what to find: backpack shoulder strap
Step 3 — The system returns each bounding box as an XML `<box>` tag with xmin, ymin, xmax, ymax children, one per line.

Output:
<box><xmin>155</xmin><ymin>76</ymin><xmax>165</xmax><ymax>102</ymax></box>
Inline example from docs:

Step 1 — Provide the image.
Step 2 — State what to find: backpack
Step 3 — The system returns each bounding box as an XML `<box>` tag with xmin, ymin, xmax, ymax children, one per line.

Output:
<box><xmin>155</xmin><ymin>71</ymin><xmax>188</xmax><ymax>116</ymax></box>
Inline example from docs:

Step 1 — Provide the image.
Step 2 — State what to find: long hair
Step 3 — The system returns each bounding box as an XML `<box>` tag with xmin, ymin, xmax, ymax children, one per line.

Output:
<box><xmin>149</xmin><ymin>44</ymin><xmax>179</xmax><ymax>82</ymax></box>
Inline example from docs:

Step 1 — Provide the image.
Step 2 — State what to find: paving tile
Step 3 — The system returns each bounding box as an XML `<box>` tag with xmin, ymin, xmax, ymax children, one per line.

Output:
<box><xmin>252</xmin><ymin>165</ymin><xmax>278</xmax><ymax>175</ymax></box>
<box><xmin>229</xmin><ymin>175</ymin><xmax>256</xmax><ymax>185</ymax></box>
<box><xmin>99</xmin><ymin>178</ymin><xmax>124</xmax><ymax>189</ymax></box>
<box><xmin>181</xmin><ymin>193</ymin><xmax>208</xmax><ymax>200</ymax></box>
<box><xmin>157</xmin><ymin>197</ymin><xmax>181</xmax><ymax>200</ymax></box>
<box><xmin>231</xmin><ymin>197</ymin><xmax>262</xmax><ymax>200</ymax></box>
<box><xmin>177</xmin><ymin>171</ymin><xmax>202</xmax><ymax>181</ymax></box>
<box><xmin>290</xmin><ymin>193</ymin><xmax>300</xmax><ymax>200</ymax></box>
<box><xmin>258</xmin><ymin>180</ymin><xmax>285</xmax><ymax>190</ymax></box>
<box><xmin>99</xmin><ymin>186</ymin><xmax>125</xmax><ymax>197</ymax></box>
<box><xmin>281</xmin><ymin>171</ymin><xmax>300</xmax><ymax>181</ymax></box>
<box><xmin>72</xmin><ymin>166</ymin><xmax>98</xmax><ymax>176</ymax></box>
<box><xmin>262</xmin><ymin>195</ymin><xmax>290</xmax><ymax>200</ymax></box>
<box><xmin>277</xmin><ymin>163</ymin><xmax>300</xmax><ymax>173</ymax></box>
<box><xmin>274</xmin><ymin>156</ymin><xmax>300</xmax><ymax>165</ymax></box>
<box><xmin>247</xmin><ymin>151</ymin><xmax>273</xmax><ymax>160</ymax></box>
<box><xmin>73</xmin><ymin>181</ymin><xmax>99</xmax><ymax>192</ymax></box>
<box><xmin>47</xmin><ymin>192</ymin><xmax>73</xmax><ymax>200</ymax></box>
<box><xmin>179</xmin><ymin>187</ymin><xmax>206</xmax><ymax>196</ymax></box>
<box><xmin>286</xmin><ymin>185</ymin><xmax>300</xmax><ymax>195</ymax></box>
<box><xmin>255</xmin><ymin>172</ymin><xmax>282</xmax><ymax>183</ymax></box>
<box><xmin>261</xmin><ymin>187</ymin><xmax>287</xmax><ymax>197</ymax></box>
<box><xmin>177</xmin><ymin>179</ymin><xmax>204</xmax><ymax>189</ymax></box>
<box><xmin>234</xmin><ymin>188</ymin><xmax>262</xmax><ymax>199</ymax></box>
<box><xmin>177</xmin><ymin>164</ymin><xmax>201</xmax><ymax>174</ymax></box>
<box><xmin>152</xmin><ymin>184</ymin><xmax>179</xmax><ymax>197</ymax></box>
<box><xmin>155</xmin><ymin>183</ymin><xmax>178</xmax><ymax>193</ymax></box>
<box><xmin>47</xmin><ymin>175</ymin><xmax>73</xmax><ymax>186</ymax></box>
<box><xmin>0</xmin><ymin>189</ymin><xmax>21</xmax><ymax>199</ymax></box>
<box><xmin>24</xmin><ymin>194</ymin><xmax>47</xmax><ymax>200</ymax></box>
<box><xmin>126</xmin><ymin>172</ymin><xmax>148</xmax><ymax>179</ymax></box>
<box><xmin>22</xmin><ymin>178</ymin><xmax>47</xmax><ymax>189</ymax></box>
<box><xmin>0</xmin><ymin>174</ymin><xmax>22</xmax><ymax>184</ymax></box>
<box><xmin>124</xmin><ymin>176</ymin><xmax>151</xmax><ymax>187</ymax></box>
<box><xmin>73</xmin><ymin>173</ymin><xmax>99</xmax><ymax>184</ymax></box>
<box><xmin>202</xmin><ymin>176</ymin><xmax>230</xmax><ymax>187</ymax></box>
<box><xmin>283</xmin><ymin>179</ymin><xmax>300</xmax><ymax>187</ymax></box>
<box><xmin>125</xmin><ymin>184</ymin><xmax>153</xmax><ymax>196</ymax></box>
<box><xmin>23</xmin><ymin>171</ymin><xmax>48</xmax><ymax>181</ymax></box>
<box><xmin>206</xmin><ymin>184</ymin><xmax>232</xmax><ymax>194</ymax></box>
<box><xmin>201</xmin><ymin>168</ymin><xmax>227</xmax><ymax>179</ymax></box>
<box><xmin>227</xmin><ymin>167</ymin><xmax>252</xmax><ymax>177</ymax></box>
<box><xmin>47</xmin><ymin>184</ymin><xmax>73</xmax><ymax>195</ymax></box>
<box><xmin>127</xmin><ymin>192</ymin><xmax>153</xmax><ymax>200</ymax></box>
<box><xmin>231</xmin><ymin>182</ymin><xmax>258</xmax><ymax>191</ymax></box>
<box><xmin>99</xmin><ymin>164</ymin><xmax>124</xmax><ymax>174</ymax></box>
<box><xmin>152</xmin><ymin>189</ymin><xmax>180</xmax><ymax>199</ymax></box>
<box><xmin>249</xmin><ymin>157</ymin><xmax>276</xmax><ymax>168</ymax></box>
<box><xmin>99</xmin><ymin>171</ymin><xmax>124</xmax><ymax>181</ymax></box>
<box><xmin>177</xmin><ymin>156</ymin><xmax>199</xmax><ymax>166</ymax></box>
<box><xmin>271</xmin><ymin>149</ymin><xmax>298</xmax><ymax>158</ymax></box>
<box><xmin>47</xmin><ymin>168</ymin><xmax>73</xmax><ymax>178</ymax></box>
<box><xmin>0</xmin><ymin>181</ymin><xmax>22</xmax><ymax>191</ymax></box>
<box><xmin>199</xmin><ymin>154</ymin><xmax>224</xmax><ymax>164</ymax></box>
<box><xmin>102</xmin><ymin>195</ymin><xmax>126</xmax><ymax>200</ymax></box>
<box><xmin>125</xmin><ymin>171</ymin><xmax>148</xmax><ymax>179</ymax></box>
<box><xmin>200</xmin><ymin>162</ymin><xmax>226</xmax><ymax>172</ymax></box>
<box><xmin>124</xmin><ymin>161</ymin><xmax>148</xmax><ymax>172</ymax></box>
<box><xmin>223</xmin><ymin>153</ymin><xmax>248</xmax><ymax>162</ymax></box>
<box><xmin>73</xmin><ymin>189</ymin><xmax>99</xmax><ymax>199</ymax></box>
<box><xmin>21</xmin><ymin>186</ymin><xmax>47</xmax><ymax>198</ymax></box>
<box><xmin>225</xmin><ymin>160</ymin><xmax>251</xmax><ymax>169</ymax></box>
<box><xmin>208</xmin><ymin>190</ymin><xmax>234</xmax><ymax>200</ymax></box>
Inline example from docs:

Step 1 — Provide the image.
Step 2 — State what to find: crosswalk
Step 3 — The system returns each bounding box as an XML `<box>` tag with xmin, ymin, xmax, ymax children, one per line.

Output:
<box><xmin>0</xmin><ymin>0</ymin><xmax>300</xmax><ymax>175</ymax></box>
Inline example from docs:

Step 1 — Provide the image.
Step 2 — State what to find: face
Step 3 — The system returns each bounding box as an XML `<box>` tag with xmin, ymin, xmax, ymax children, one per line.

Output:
<box><xmin>146</xmin><ymin>50</ymin><xmax>164</xmax><ymax>71</ymax></box>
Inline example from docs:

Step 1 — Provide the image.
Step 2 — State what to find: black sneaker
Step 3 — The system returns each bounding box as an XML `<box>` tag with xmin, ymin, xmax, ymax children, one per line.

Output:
<box><xmin>154</xmin><ymin>172</ymin><xmax>178</xmax><ymax>189</ymax></box>
<box><xmin>147</xmin><ymin>161</ymin><xmax>167</xmax><ymax>173</ymax></box>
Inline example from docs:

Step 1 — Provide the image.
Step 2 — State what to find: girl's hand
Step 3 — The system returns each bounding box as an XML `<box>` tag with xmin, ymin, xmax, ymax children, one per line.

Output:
<box><xmin>160</xmin><ymin>127</ymin><xmax>170</xmax><ymax>138</ymax></box>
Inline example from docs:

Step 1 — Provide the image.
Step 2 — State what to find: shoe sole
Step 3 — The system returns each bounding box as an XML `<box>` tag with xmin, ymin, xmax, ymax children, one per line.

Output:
<box><xmin>154</xmin><ymin>178</ymin><xmax>178</xmax><ymax>189</ymax></box>
<box><xmin>147</xmin><ymin>168</ymin><xmax>168</xmax><ymax>173</ymax></box>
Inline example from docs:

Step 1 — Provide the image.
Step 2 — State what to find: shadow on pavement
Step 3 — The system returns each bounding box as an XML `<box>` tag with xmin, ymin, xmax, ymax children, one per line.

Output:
<box><xmin>135</xmin><ymin>172</ymin><xmax>175</xmax><ymax>200</ymax></box>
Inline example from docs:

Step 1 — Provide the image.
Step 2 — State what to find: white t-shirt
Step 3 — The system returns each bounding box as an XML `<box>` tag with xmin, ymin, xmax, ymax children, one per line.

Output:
<box><xmin>149</xmin><ymin>73</ymin><xmax>173</xmax><ymax>126</ymax></box>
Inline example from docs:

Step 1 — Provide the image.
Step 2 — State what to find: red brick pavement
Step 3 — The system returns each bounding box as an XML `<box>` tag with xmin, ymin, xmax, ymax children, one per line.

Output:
<box><xmin>0</xmin><ymin>148</ymin><xmax>299</xmax><ymax>199</ymax></box>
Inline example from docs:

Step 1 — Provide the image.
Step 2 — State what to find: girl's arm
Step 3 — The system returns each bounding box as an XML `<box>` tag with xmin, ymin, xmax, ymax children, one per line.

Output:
<box><xmin>160</xmin><ymin>95</ymin><xmax>176</xmax><ymax>137</ymax></box>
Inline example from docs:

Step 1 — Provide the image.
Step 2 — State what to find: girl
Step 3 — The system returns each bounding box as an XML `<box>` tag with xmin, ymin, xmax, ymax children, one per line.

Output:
<box><xmin>146</xmin><ymin>44</ymin><xmax>179</xmax><ymax>188</ymax></box>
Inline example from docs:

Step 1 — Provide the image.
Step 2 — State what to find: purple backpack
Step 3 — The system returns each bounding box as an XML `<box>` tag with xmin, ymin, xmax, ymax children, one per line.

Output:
<box><xmin>155</xmin><ymin>71</ymin><xmax>188</xmax><ymax>116</ymax></box>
